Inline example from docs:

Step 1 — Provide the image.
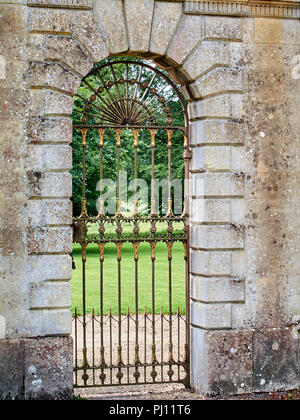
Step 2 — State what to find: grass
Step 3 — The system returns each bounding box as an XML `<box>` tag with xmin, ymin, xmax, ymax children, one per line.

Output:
<box><xmin>71</xmin><ymin>240</ymin><xmax>186</xmax><ymax>316</ymax></box>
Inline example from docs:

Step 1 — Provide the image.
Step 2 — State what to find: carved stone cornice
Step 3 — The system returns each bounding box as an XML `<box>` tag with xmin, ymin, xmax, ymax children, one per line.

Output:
<box><xmin>26</xmin><ymin>0</ymin><xmax>92</xmax><ymax>9</ymax></box>
<box><xmin>183</xmin><ymin>1</ymin><xmax>300</xmax><ymax>19</ymax></box>
<box><xmin>6</xmin><ymin>0</ymin><xmax>298</xmax><ymax>19</ymax></box>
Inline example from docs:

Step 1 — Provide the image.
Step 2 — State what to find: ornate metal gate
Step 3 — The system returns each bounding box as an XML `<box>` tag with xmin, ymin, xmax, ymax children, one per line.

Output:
<box><xmin>72</xmin><ymin>60</ymin><xmax>190</xmax><ymax>388</ymax></box>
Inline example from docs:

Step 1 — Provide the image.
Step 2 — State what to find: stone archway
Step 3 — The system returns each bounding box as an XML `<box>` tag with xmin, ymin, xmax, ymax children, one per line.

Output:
<box><xmin>25</xmin><ymin>2</ymin><xmax>246</xmax><ymax>398</ymax></box>
<box><xmin>1</xmin><ymin>0</ymin><xmax>299</xmax><ymax>400</ymax></box>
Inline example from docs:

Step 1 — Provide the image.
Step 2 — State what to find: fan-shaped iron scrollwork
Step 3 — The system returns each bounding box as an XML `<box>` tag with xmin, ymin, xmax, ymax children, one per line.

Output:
<box><xmin>74</xmin><ymin>60</ymin><xmax>187</xmax><ymax>127</ymax></box>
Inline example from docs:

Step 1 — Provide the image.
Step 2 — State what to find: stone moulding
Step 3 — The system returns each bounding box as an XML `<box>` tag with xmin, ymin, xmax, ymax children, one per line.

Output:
<box><xmin>10</xmin><ymin>0</ymin><xmax>297</xmax><ymax>18</ymax></box>
<box><xmin>26</xmin><ymin>0</ymin><xmax>92</xmax><ymax>9</ymax></box>
<box><xmin>184</xmin><ymin>1</ymin><xmax>300</xmax><ymax>19</ymax></box>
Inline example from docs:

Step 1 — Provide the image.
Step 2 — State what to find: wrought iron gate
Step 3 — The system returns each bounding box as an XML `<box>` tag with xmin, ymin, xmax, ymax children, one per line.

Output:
<box><xmin>72</xmin><ymin>60</ymin><xmax>190</xmax><ymax>388</ymax></box>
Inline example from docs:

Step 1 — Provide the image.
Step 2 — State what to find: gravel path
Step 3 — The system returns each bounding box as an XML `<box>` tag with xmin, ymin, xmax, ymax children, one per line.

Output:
<box><xmin>74</xmin><ymin>385</ymin><xmax>300</xmax><ymax>400</ymax></box>
<box><xmin>73</xmin><ymin>314</ymin><xmax>187</xmax><ymax>387</ymax></box>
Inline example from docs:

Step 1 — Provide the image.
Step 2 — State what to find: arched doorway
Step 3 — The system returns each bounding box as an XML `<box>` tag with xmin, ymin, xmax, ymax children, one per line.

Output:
<box><xmin>71</xmin><ymin>58</ymin><xmax>190</xmax><ymax>389</ymax></box>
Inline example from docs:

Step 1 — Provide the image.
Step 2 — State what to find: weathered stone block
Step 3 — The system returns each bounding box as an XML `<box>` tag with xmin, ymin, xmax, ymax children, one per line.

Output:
<box><xmin>27</xmin><ymin>199</ymin><xmax>72</xmax><ymax>226</ymax></box>
<box><xmin>94</xmin><ymin>0</ymin><xmax>128</xmax><ymax>54</ymax></box>
<box><xmin>191</xmin><ymin>328</ymin><xmax>253</xmax><ymax>395</ymax></box>
<box><xmin>27</xmin><ymin>171</ymin><xmax>72</xmax><ymax>198</ymax></box>
<box><xmin>181</xmin><ymin>41</ymin><xmax>230</xmax><ymax>80</ymax></box>
<box><xmin>0</xmin><ymin>4</ymin><xmax>27</xmax><ymax>33</ymax></box>
<box><xmin>255</xmin><ymin>18</ymin><xmax>300</xmax><ymax>45</ymax></box>
<box><xmin>27</xmin><ymin>226</ymin><xmax>72</xmax><ymax>254</ymax></box>
<box><xmin>191</xmin><ymin>301</ymin><xmax>232</xmax><ymax>329</ymax></box>
<box><xmin>191</xmin><ymin>276</ymin><xmax>245</xmax><ymax>303</ymax></box>
<box><xmin>191</xmin><ymin>173</ymin><xmax>244</xmax><ymax>198</ymax></box>
<box><xmin>149</xmin><ymin>1</ymin><xmax>182</xmax><ymax>56</ymax></box>
<box><xmin>188</xmin><ymin>94</ymin><xmax>243</xmax><ymax>120</ymax></box>
<box><xmin>0</xmin><ymin>339</ymin><xmax>24</xmax><ymax>400</ymax></box>
<box><xmin>30</xmin><ymin>89</ymin><xmax>74</xmax><ymax>116</ymax></box>
<box><xmin>191</xmin><ymin>146</ymin><xmax>231</xmax><ymax>172</ymax></box>
<box><xmin>0</xmin><ymin>88</ymin><xmax>28</xmax><ymax>118</ymax></box>
<box><xmin>191</xmin><ymin>249</ymin><xmax>232</xmax><ymax>276</ymax></box>
<box><xmin>190</xmin><ymin>198</ymin><xmax>231</xmax><ymax>224</ymax></box>
<box><xmin>24</xmin><ymin>336</ymin><xmax>73</xmax><ymax>400</ymax></box>
<box><xmin>73</xmin><ymin>11</ymin><xmax>109</xmax><ymax>62</ymax></box>
<box><xmin>28</xmin><ymin>309</ymin><xmax>72</xmax><ymax>337</ymax></box>
<box><xmin>28</xmin><ymin>254</ymin><xmax>72</xmax><ymax>283</ymax></box>
<box><xmin>124</xmin><ymin>0</ymin><xmax>154</xmax><ymax>52</ymax></box>
<box><xmin>191</xmin><ymin>249</ymin><xmax>245</xmax><ymax>278</ymax></box>
<box><xmin>167</xmin><ymin>14</ymin><xmax>202</xmax><ymax>65</ymax></box>
<box><xmin>28</xmin><ymin>8</ymin><xmax>72</xmax><ymax>34</ymax></box>
<box><xmin>190</xmin><ymin>198</ymin><xmax>245</xmax><ymax>225</ymax></box>
<box><xmin>0</xmin><ymin>316</ymin><xmax>5</xmax><ymax>339</ymax></box>
<box><xmin>253</xmin><ymin>328</ymin><xmax>300</xmax><ymax>392</ymax></box>
<box><xmin>28</xmin><ymin>62</ymin><xmax>81</xmax><ymax>95</ymax></box>
<box><xmin>27</xmin><ymin>117</ymin><xmax>72</xmax><ymax>144</ymax></box>
<box><xmin>190</xmin><ymin>119</ymin><xmax>246</xmax><ymax>146</ymax></box>
<box><xmin>29</xmin><ymin>282</ymin><xmax>71</xmax><ymax>309</ymax></box>
<box><xmin>202</xmin><ymin>16</ymin><xmax>242</xmax><ymax>41</ymax></box>
<box><xmin>189</xmin><ymin>67</ymin><xmax>243</xmax><ymax>99</ymax></box>
<box><xmin>0</xmin><ymin>60</ymin><xmax>28</xmax><ymax>89</ymax></box>
<box><xmin>44</xmin><ymin>36</ymin><xmax>93</xmax><ymax>77</ymax></box>
<box><xmin>26</xmin><ymin>144</ymin><xmax>72</xmax><ymax>171</ymax></box>
<box><xmin>190</xmin><ymin>225</ymin><xmax>245</xmax><ymax>250</ymax></box>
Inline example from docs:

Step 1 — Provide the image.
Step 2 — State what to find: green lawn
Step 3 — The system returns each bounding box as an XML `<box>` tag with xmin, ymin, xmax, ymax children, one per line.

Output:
<box><xmin>71</xmin><ymin>241</ymin><xmax>186</xmax><ymax>316</ymax></box>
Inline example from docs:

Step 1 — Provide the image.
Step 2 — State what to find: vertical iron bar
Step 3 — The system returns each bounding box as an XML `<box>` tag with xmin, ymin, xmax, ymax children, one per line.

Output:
<box><xmin>127</xmin><ymin>306</ymin><xmax>130</xmax><ymax>383</ymax></box>
<box><xmin>150</xmin><ymin>130</ymin><xmax>157</xmax><ymax>216</ymax></box>
<box><xmin>98</xmin><ymin>242</ymin><xmax>106</xmax><ymax>385</ymax></box>
<box><xmin>74</xmin><ymin>308</ymin><xmax>78</xmax><ymax>387</ymax></box>
<box><xmin>79</xmin><ymin>129</ymin><xmax>88</xmax><ymax>218</ymax></box>
<box><xmin>151</xmin><ymin>242</ymin><xmax>157</xmax><ymax>382</ymax></box>
<box><xmin>81</xmin><ymin>242</ymin><xmax>88</xmax><ymax>386</ymax></box>
<box><xmin>166</xmin><ymin>129</ymin><xmax>173</xmax><ymax>217</ymax></box>
<box><xmin>116</xmin><ymin>242</ymin><xmax>123</xmax><ymax>384</ymax></box>
<box><xmin>133</xmin><ymin>242</ymin><xmax>140</xmax><ymax>382</ymax></box>
<box><xmin>144</xmin><ymin>306</ymin><xmax>147</xmax><ymax>383</ymax></box>
<box><xmin>167</xmin><ymin>241</ymin><xmax>174</xmax><ymax>381</ymax></box>
<box><xmin>115</xmin><ymin>129</ymin><xmax>122</xmax><ymax>216</ymax></box>
<box><xmin>92</xmin><ymin>308</ymin><xmax>95</xmax><ymax>385</ymax></box>
<box><xmin>161</xmin><ymin>306</ymin><xmax>164</xmax><ymax>382</ymax></box>
<box><xmin>109</xmin><ymin>306</ymin><xmax>112</xmax><ymax>385</ymax></box>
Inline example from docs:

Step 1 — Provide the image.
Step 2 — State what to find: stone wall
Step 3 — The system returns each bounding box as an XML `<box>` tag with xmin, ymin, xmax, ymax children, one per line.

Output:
<box><xmin>0</xmin><ymin>0</ymin><xmax>299</xmax><ymax>399</ymax></box>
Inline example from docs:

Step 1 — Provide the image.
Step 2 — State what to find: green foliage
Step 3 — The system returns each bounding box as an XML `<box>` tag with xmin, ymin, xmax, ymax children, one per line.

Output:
<box><xmin>71</xmin><ymin>58</ymin><xmax>186</xmax><ymax>217</ymax></box>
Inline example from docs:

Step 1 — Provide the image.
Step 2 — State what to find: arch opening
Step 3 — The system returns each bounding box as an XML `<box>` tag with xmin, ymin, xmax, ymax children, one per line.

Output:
<box><xmin>70</xmin><ymin>57</ymin><xmax>191</xmax><ymax>389</ymax></box>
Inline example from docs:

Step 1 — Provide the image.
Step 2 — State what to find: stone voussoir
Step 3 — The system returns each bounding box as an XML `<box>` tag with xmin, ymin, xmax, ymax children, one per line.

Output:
<box><xmin>149</xmin><ymin>0</ymin><xmax>183</xmax><ymax>56</ymax></box>
<box><xmin>166</xmin><ymin>14</ymin><xmax>202</xmax><ymax>65</ymax></box>
<box><xmin>72</xmin><ymin>11</ymin><xmax>109</xmax><ymax>62</ymax></box>
<box><xmin>124</xmin><ymin>0</ymin><xmax>155</xmax><ymax>53</ymax></box>
<box><xmin>189</xmin><ymin>67</ymin><xmax>244</xmax><ymax>100</ymax></box>
<box><xmin>94</xmin><ymin>0</ymin><xmax>128</xmax><ymax>54</ymax></box>
<box><xmin>28</xmin><ymin>61</ymin><xmax>81</xmax><ymax>95</ymax></box>
<box><xmin>44</xmin><ymin>35</ymin><xmax>94</xmax><ymax>77</ymax></box>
